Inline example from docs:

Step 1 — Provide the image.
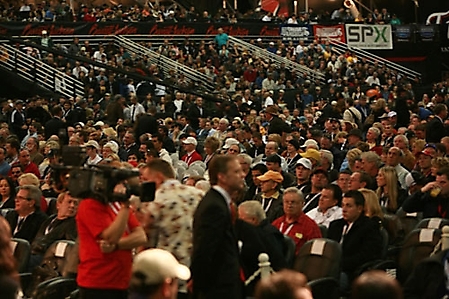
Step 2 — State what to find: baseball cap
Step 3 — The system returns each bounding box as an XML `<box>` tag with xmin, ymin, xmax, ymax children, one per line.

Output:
<box><xmin>348</xmin><ymin>129</ymin><xmax>363</xmax><ymax>139</ymax></box>
<box><xmin>302</xmin><ymin>139</ymin><xmax>319</xmax><ymax>150</ymax></box>
<box><xmin>85</xmin><ymin>140</ymin><xmax>100</xmax><ymax>150</ymax></box>
<box><xmin>266</xmin><ymin>154</ymin><xmax>282</xmax><ymax>164</ymax></box>
<box><xmin>405</xmin><ymin>171</ymin><xmax>425</xmax><ymax>188</ymax></box>
<box><xmin>223</xmin><ymin>138</ymin><xmax>239</xmax><ymax>149</ymax></box>
<box><xmin>182</xmin><ymin>137</ymin><xmax>198</xmax><ymax>146</ymax></box>
<box><xmin>130</xmin><ymin>249</ymin><xmax>190</xmax><ymax>287</ymax></box>
<box><xmin>296</xmin><ymin>158</ymin><xmax>312</xmax><ymax>170</ymax></box>
<box><xmin>257</xmin><ymin>170</ymin><xmax>283</xmax><ymax>183</ymax></box>
<box><xmin>300</xmin><ymin>148</ymin><xmax>321</xmax><ymax>162</ymax></box>
<box><xmin>379</xmin><ymin>113</ymin><xmax>389</xmax><ymax>119</ymax></box>
<box><xmin>388</xmin><ymin>111</ymin><xmax>397</xmax><ymax>118</ymax></box>
<box><xmin>298</xmin><ymin>116</ymin><xmax>307</xmax><ymax>124</ymax></box>
<box><xmin>94</xmin><ymin>121</ymin><xmax>105</xmax><ymax>128</ymax></box>
<box><xmin>416</xmin><ymin>147</ymin><xmax>435</xmax><ymax>158</ymax></box>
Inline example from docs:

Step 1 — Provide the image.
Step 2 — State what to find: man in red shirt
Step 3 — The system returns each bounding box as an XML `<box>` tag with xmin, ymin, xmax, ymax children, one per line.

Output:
<box><xmin>76</xmin><ymin>182</ymin><xmax>147</xmax><ymax>299</ymax></box>
<box><xmin>181</xmin><ymin>137</ymin><xmax>202</xmax><ymax>166</ymax></box>
<box><xmin>9</xmin><ymin>149</ymin><xmax>40</xmax><ymax>178</ymax></box>
<box><xmin>272</xmin><ymin>187</ymin><xmax>321</xmax><ymax>255</ymax></box>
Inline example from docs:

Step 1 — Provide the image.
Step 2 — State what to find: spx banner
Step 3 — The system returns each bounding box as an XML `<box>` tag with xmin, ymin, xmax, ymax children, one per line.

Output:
<box><xmin>345</xmin><ymin>24</ymin><xmax>393</xmax><ymax>50</ymax></box>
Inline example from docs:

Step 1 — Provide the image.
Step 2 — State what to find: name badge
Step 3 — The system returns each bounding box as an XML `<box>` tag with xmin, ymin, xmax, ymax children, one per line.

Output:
<box><xmin>295</xmin><ymin>233</ymin><xmax>303</xmax><ymax>239</ymax></box>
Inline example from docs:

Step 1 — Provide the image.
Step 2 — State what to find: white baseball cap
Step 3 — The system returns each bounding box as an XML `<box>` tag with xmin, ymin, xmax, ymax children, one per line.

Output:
<box><xmin>223</xmin><ymin>138</ymin><xmax>239</xmax><ymax>149</ymax></box>
<box><xmin>296</xmin><ymin>158</ymin><xmax>312</xmax><ymax>170</ymax></box>
<box><xmin>182</xmin><ymin>137</ymin><xmax>198</xmax><ymax>146</ymax></box>
<box><xmin>131</xmin><ymin>249</ymin><xmax>190</xmax><ymax>286</ymax></box>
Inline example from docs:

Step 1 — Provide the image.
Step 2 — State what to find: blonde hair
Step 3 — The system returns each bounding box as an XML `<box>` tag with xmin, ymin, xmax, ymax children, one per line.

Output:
<box><xmin>347</xmin><ymin>148</ymin><xmax>362</xmax><ymax>170</ymax></box>
<box><xmin>360</xmin><ymin>188</ymin><xmax>384</xmax><ymax>219</ymax></box>
<box><xmin>18</xmin><ymin>173</ymin><xmax>40</xmax><ymax>187</ymax></box>
<box><xmin>431</xmin><ymin>157</ymin><xmax>449</xmax><ymax>170</ymax></box>
<box><xmin>376</xmin><ymin>166</ymin><xmax>399</xmax><ymax>212</ymax></box>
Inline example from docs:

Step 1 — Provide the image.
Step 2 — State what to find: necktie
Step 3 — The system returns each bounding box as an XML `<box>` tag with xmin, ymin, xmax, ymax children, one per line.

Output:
<box><xmin>230</xmin><ymin>201</ymin><xmax>237</xmax><ymax>224</ymax></box>
<box><xmin>131</xmin><ymin>105</ymin><xmax>136</xmax><ymax>122</ymax></box>
<box><xmin>16</xmin><ymin>217</ymin><xmax>25</xmax><ymax>233</ymax></box>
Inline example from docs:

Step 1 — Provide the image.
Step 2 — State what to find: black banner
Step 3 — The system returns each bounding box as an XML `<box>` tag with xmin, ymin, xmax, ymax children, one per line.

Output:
<box><xmin>394</xmin><ymin>25</ymin><xmax>413</xmax><ymax>43</ymax></box>
<box><xmin>0</xmin><ymin>22</ymin><xmax>282</xmax><ymax>37</ymax></box>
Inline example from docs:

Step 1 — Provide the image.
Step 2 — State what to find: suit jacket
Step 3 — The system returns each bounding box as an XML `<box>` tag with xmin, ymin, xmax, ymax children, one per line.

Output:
<box><xmin>5</xmin><ymin>210</ymin><xmax>48</xmax><ymax>243</ymax></box>
<box><xmin>327</xmin><ymin>216</ymin><xmax>382</xmax><ymax>278</ymax></box>
<box><xmin>187</xmin><ymin>104</ymin><xmax>204</xmax><ymax>131</ymax></box>
<box><xmin>44</xmin><ymin>117</ymin><xmax>66</xmax><ymax>140</ymax></box>
<box><xmin>426</xmin><ymin>117</ymin><xmax>446</xmax><ymax>143</ymax></box>
<box><xmin>135</xmin><ymin>113</ymin><xmax>158</xmax><ymax>138</ymax></box>
<box><xmin>191</xmin><ymin>188</ymin><xmax>242</xmax><ymax>299</ymax></box>
<box><xmin>31</xmin><ymin>214</ymin><xmax>77</xmax><ymax>255</ymax></box>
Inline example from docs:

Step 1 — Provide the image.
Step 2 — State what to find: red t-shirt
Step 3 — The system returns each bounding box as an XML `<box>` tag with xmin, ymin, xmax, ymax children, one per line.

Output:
<box><xmin>272</xmin><ymin>213</ymin><xmax>322</xmax><ymax>255</ymax></box>
<box><xmin>76</xmin><ymin>199</ymin><xmax>140</xmax><ymax>290</ymax></box>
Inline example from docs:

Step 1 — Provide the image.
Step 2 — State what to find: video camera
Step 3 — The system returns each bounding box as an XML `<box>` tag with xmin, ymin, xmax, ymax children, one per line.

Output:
<box><xmin>51</xmin><ymin>146</ymin><xmax>155</xmax><ymax>203</ymax></box>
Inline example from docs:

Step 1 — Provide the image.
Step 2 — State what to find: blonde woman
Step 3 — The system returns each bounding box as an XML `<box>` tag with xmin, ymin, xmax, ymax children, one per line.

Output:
<box><xmin>376</xmin><ymin>166</ymin><xmax>406</xmax><ymax>214</ymax></box>
<box><xmin>360</xmin><ymin>188</ymin><xmax>384</xmax><ymax>228</ymax></box>
<box><xmin>431</xmin><ymin>157</ymin><xmax>449</xmax><ymax>177</ymax></box>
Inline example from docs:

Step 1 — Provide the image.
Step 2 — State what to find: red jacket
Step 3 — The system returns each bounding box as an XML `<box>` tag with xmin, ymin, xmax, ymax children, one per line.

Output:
<box><xmin>181</xmin><ymin>151</ymin><xmax>202</xmax><ymax>166</ymax></box>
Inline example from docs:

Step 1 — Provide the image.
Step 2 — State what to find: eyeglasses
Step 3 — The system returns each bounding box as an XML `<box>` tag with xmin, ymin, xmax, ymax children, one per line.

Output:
<box><xmin>16</xmin><ymin>195</ymin><xmax>31</xmax><ymax>201</ymax></box>
<box><xmin>12</xmin><ymin>171</ymin><xmax>22</xmax><ymax>175</ymax></box>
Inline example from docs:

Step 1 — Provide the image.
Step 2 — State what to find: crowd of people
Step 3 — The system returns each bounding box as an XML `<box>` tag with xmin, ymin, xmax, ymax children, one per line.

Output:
<box><xmin>0</xmin><ymin>1</ymin><xmax>449</xmax><ymax>299</ymax></box>
<box><xmin>0</xmin><ymin>0</ymin><xmax>402</xmax><ymax>25</ymax></box>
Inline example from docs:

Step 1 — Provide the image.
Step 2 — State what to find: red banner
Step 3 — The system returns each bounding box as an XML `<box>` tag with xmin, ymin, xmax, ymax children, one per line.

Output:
<box><xmin>313</xmin><ymin>24</ymin><xmax>346</xmax><ymax>43</ymax></box>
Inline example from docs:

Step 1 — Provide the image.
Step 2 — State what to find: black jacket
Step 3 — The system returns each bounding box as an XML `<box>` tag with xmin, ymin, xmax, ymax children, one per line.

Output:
<box><xmin>31</xmin><ymin>215</ymin><xmax>77</xmax><ymax>255</ymax></box>
<box><xmin>402</xmin><ymin>191</ymin><xmax>449</xmax><ymax>219</ymax></box>
<box><xmin>5</xmin><ymin>210</ymin><xmax>48</xmax><ymax>243</ymax></box>
<box><xmin>328</xmin><ymin>215</ymin><xmax>382</xmax><ymax>279</ymax></box>
<box><xmin>191</xmin><ymin>188</ymin><xmax>242</xmax><ymax>299</ymax></box>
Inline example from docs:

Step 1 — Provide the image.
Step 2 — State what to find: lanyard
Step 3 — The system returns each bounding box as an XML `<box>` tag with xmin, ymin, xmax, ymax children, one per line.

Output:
<box><xmin>261</xmin><ymin>197</ymin><xmax>274</xmax><ymax>213</ymax></box>
<box><xmin>279</xmin><ymin>222</ymin><xmax>294</xmax><ymax>236</ymax></box>
<box><xmin>303</xmin><ymin>193</ymin><xmax>321</xmax><ymax>211</ymax></box>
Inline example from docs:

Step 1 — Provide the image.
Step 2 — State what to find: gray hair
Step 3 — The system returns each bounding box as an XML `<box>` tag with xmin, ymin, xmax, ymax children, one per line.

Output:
<box><xmin>238</xmin><ymin>201</ymin><xmax>266</xmax><ymax>223</ymax></box>
<box><xmin>283</xmin><ymin>187</ymin><xmax>304</xmax><ymax>202</ymax></box>
<box><xmin>368</xmin><ymin>127</ymin><xmax>381</xmax><ymax>137</ymax></box>
<box><xmin>361</xmin><ymin>151</ymin><xmax>382</xmax><ymax>168</ymax></box>
<box><xmin>18</xmin><ymin>184</ymin><xmax>42</xmax><ymax>209</ymax></box>
<box><xmin>393</xmin><ymin>134</ymin><xmax>409</xmax><ymax>148</ymax></box>
<box><xmin>237</xmin><ymin>153</ymin><xmax>253</xmax><ymax>165</ymax></box>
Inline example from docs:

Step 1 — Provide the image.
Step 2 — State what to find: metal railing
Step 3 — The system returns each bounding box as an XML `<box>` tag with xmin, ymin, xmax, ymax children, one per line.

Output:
<box><xmin>329</xmin><ymin>40</ymin><xmax>422</xmax><ymax>80</ymax></box>
<box><xmin>228</xmin><ymin>36</ymin><xmax>325</xmax><ymax>83</ymax></box>
<box><xmin>114</xmin><ymin>35</ymin><xmax>216</xmax><ymax>93</ymax></box>
<box><xmin>0</xmin><ymin>43</ymin><xmax>84</xmax><ymax>98</ymax></box>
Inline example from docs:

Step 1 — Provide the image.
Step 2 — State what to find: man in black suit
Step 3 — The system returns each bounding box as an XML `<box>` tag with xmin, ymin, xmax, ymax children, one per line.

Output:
<box><xmin>426</xmin><ymin>103</ymin><xmax>448</xmax><ymax>143</ymax></box>
<box><xmin>44</xmin><ymin>105</ymin><xmax>66</xmax><ymax>140</ymax></box>
<box><xmin>266</xmin><ymin>106</ymin><xmax>291</xmax><ymax>137</ymax></box>
<box><xmin>191</xmin><ymin>155</ymin><xmax>244</xmax><ymax>299</ymax></box>
<box><xmin>10</xmin><ymin>100</ymin><xmax>27</xmax><ymax>140</ymax></box>
<box><xmin>327</xmin><ymin>190</ymin><xmax>382</xmax><ymax>289</ymax></box>
<box><xmin>187</xmin><ymin>96</ymin><xmax>205</xmax><ymax>131</ymax></box>
<box><xmin>5</xmin><ymin>185</ymin><xmax>48</xmax><ymax>243</ymax></box>
<box><xmin>135</xmin><ymin>106</ymin><xmax>158</xmax><ymax>138</ymax></box>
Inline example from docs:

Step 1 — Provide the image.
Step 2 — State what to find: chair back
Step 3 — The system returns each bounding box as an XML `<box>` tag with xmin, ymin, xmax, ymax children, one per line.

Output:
<box><xmin>415</xmin><ymin>218</ymin><xmax>449</xmax><ymax>230</ymax></box>
<box><xmin>11</xmin><ymin>238</ymin><xmax>31</xmax><ymax>273</ymax></box>
<box><xmin>293</xmin><ymin>238</ymin><xmax>342</xmax><ymax>281</ymax></box>
<box><xmin>397</xmin><ymin>228</ymin><xmax>442</xmax><ymax>283</ymax></box>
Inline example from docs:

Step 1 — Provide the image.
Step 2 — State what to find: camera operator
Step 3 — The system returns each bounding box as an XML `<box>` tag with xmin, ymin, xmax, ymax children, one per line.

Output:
<box><xmin>76</xmin><ymin>173</ymin><xmax>147</xmax><ymax>299</ymax></box>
